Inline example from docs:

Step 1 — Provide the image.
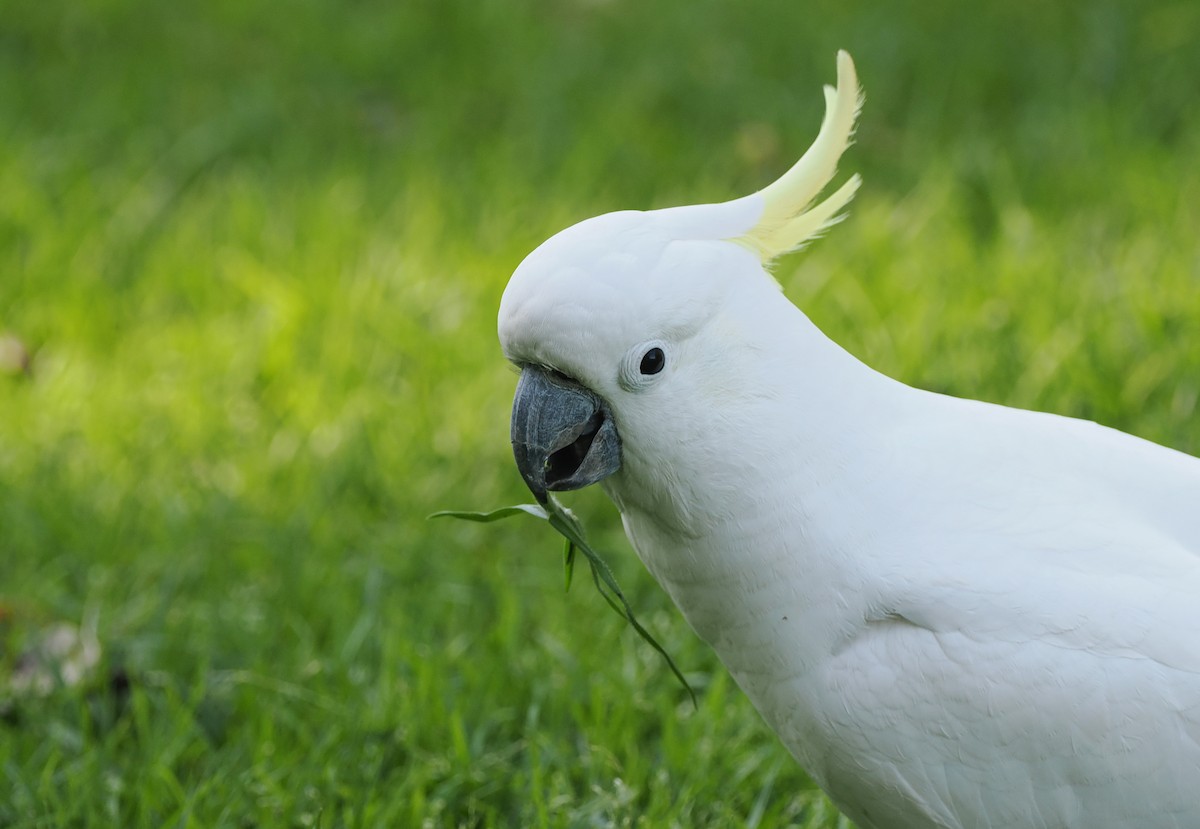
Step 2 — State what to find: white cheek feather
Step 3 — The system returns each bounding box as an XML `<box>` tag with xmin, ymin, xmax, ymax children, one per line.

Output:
<box><xmin>503</xmin><ymin>51</ymin><xmax>1200</xmax><ymax>829</ymax></box>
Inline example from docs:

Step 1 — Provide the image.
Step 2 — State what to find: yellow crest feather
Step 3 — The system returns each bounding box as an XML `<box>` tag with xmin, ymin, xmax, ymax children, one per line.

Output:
<box><xmin>734</xmin><ymin>51</ymin><xmax>863</xmax><ymax>261</ymax></box>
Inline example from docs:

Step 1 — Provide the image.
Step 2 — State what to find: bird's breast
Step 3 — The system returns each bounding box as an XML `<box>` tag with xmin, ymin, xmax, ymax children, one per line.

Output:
<box><xmin>620</xmin><ymin>496</ymin><xmax>872</xmax><ymax>714</ymax></box>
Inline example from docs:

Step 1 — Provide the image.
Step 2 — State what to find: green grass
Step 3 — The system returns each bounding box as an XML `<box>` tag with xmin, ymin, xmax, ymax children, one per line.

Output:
<box><xmin>2</xmin><ymin>1</ymin><xmax>1198</xmax><ymax>825</ymax></box>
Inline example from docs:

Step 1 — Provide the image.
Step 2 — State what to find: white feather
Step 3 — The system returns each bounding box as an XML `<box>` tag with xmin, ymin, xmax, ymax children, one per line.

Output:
<box><xmin>498</xmin><ymin>52</ymin><xmax>1200</xmax><ymax>828</ymax></box>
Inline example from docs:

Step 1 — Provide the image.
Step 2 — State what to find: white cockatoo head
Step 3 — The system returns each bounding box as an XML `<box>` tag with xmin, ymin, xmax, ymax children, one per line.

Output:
<box><xmin>499</xmin><ymin>52</ymin><xmax>863</xmax><ymax>513</ymax></box>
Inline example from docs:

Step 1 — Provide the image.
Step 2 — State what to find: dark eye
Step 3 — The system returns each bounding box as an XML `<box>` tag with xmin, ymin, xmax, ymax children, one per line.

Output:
<box><xmin>639</xmin><ymin>347</ymin><xmax>665</xmax><ymax>375</ymax></box>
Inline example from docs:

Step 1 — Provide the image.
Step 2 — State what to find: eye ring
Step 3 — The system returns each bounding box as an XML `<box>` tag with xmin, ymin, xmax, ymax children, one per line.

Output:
<box><xmin>619</xmin><ymin>340</ymin><xmax>669</xmax><ymax>391</ymax></box>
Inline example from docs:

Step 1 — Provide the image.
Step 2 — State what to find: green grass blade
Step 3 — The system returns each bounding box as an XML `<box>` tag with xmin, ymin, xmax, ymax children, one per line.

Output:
<box><xmin>540</xmin><ymin>498</ymin><xmax>696</xmax><ymax>706</ymax></box>
<box><xmin>564</xmin><ymin>539</ymin><xmax>577</xmax><ymax>592</ymax></box>
<box><xmin>429</xmin><ymin>505</ymin><xmax>549</xmax><ymax>522</ymax></box>
<box><xmin>431</xmin><ymin>497</ymin><xmax>696</xmax><ymax>704</ymax></box>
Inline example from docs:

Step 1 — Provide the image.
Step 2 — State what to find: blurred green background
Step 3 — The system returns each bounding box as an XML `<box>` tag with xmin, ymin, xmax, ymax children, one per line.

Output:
<box><xmin>2</xmin><ymin>1</ymin><xmax>1198</xmax><ymax>826</ymax></box>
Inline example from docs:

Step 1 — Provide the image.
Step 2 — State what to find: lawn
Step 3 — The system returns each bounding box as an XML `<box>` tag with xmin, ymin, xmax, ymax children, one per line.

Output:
<box><xmin>1</xmin><ymin>1</ymin><xmax>1198</xmax><ymax>826</ymax></box>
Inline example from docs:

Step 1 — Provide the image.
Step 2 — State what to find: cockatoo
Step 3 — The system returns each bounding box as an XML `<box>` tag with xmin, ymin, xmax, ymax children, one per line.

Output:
<box><xmin>497</xmin><ymin>52</ymin><xmax>1200</xmax><ymax>828</ymax></box>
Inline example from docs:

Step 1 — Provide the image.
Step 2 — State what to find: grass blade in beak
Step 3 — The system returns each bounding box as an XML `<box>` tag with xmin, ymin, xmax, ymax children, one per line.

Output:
<box><xmin>430</xmin><ymin>496</ymin><xmax>696</xmax><ymax>706</ymax></box>
<box><xmin>564</xmin><ymin>539</ymin><xmax>577</xmax><ymax>592</ymax></box>
<box><xmin>430</xmin><ymin>504</ymin><xmax>550</xmax><ymax>522</ymax></box>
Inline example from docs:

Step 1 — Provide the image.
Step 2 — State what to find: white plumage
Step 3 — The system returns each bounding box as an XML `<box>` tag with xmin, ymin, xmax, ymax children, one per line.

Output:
<box><xmin>498</xmin><ymin>52</ymin><xmax>1200</xmax><ymax>828</ymax></box>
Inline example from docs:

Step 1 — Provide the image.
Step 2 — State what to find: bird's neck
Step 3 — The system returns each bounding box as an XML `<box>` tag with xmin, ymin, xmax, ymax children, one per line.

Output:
<box><xmin>608</xmin><ymin>297</ymin><xmax>905</xmax><ymax>689</ymax></box>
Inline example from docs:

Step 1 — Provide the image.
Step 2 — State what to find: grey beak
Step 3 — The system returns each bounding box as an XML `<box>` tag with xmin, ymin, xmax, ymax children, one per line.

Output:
<box><xmin>510</xmin><ymin>365</ymin><xmax>622</xmax><ymax>503</ymax></box>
